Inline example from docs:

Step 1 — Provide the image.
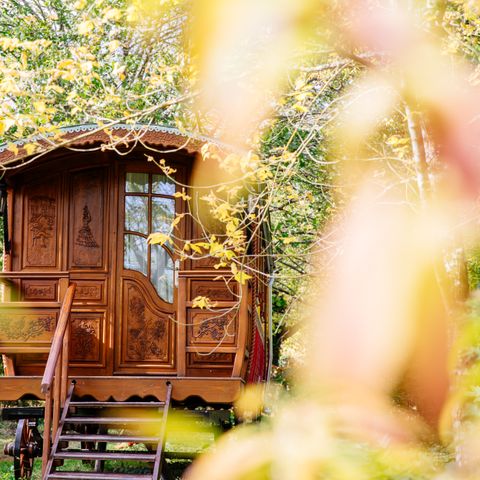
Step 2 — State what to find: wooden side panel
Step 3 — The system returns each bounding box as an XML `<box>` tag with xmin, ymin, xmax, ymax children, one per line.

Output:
<box><xmin>21</xmin><ymin>279</ymin><xmax>58</xmax><ymax>301</ymax></box>
<box><xmin>0</xmin><ymin>377</ymin><xmax>244</xmax><ymax>404</ymax></box>
<box><xmin>22</xmin><ymin>179</ymin><xmax>59</xmax><ymax>269</ymax></box>
<box><xmin>190</xmin><ymin>279</ymin><xmax>237</xmax><ymax>302</ymax></box>
<box><xmin>69</xmin><ymin>169</ymin><xmax>105</xmax><ymax>269</ymax></box>
<box><xmin>0</xmin><ymin>310</ymin><xmax>58</xmax><ymax>345</ymax></box>
<box><xmin>187</xmin><ymin>310</ymin><xmax>237</xmax><ymax>346</ymax></box>
<box><xmin>70</xmin><ymin>312</ymin><xmax>104</xmax><ymax>364</ymax></box>
<box><xmin>183</xmin><ymin>275</ymin><xmax>239</xmax><ymax>376</ymax></box>
<box><xmin>73</xmin><ymin>280</ymin><xmax>105</xmax><ymax>304</ymax></box>
<box><xmin>187</xmin><ymin>352</ymin><xmax>234</xmax><ymax>377</ymax></box>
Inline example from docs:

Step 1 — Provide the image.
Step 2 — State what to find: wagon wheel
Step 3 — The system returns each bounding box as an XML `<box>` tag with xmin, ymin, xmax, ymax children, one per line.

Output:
<box><xmin>12</xmin><ymin>419</ymin><xmax>40</xmax><ymax>480</ymax></box>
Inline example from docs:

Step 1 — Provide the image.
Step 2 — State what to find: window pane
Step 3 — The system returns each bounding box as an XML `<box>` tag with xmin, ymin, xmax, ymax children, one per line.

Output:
<box><xmin>124</xmin><ymin>234</ymin><xmax>147</xmax><ymax>275</ymax></box>
<box><xmin>152</xmin><ymin>198</ymin><xmax>175</xmax><ymax>234</ymax></box>
<box><xmin>151</xmin><ymin>245</ymin><xmax>174</xmax><ymax>303</ymax></box>
<box><xmin>152</xmin><ymin>174</ymin><xmax>175</xmax><ymax>196</ymax></box>
<box><xmin>126</xmin><ymin>172</ymin><xmax>148</xmax><ymax>193</ymax></box>
<box><xmin>125</xmin><ymin>196</ymin><xmax>148</xmax><ymax>234</ymax></box>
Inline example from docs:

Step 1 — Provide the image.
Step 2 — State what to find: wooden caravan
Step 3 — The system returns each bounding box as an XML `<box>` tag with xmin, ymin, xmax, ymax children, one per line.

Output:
<box><xmin>0</xmin><ymin>125</ymin><xmax>273</xmax><ymax>479</ymax></box>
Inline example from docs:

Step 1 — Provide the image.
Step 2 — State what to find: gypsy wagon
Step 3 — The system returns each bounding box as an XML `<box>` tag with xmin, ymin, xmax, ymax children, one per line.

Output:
<box><xmin>0</xmin><ymin>124</ymin><xmax>273</xmax><ymax>479</ymax></box>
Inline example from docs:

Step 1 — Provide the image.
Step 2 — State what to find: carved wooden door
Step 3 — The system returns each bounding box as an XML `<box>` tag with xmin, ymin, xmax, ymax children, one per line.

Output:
<box><xmin>114</xmin><ymin>169</ymin><xmax>178</xmax><ymax>374</ymax></box>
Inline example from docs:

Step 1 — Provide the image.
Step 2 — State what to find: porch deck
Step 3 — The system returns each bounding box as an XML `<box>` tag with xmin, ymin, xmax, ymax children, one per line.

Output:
<box><xmin>0</xmin><ymin>376</ymin><xmax>244</xmax><ymax>403</ymax></box>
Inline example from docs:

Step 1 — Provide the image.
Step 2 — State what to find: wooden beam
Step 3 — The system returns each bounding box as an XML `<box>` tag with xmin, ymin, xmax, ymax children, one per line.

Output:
<box><xmin>73</xmin><ymin>376</ymin><xmax>243</xmax><ymax>403</ymax></box>
<box><xmin>176</xmin><ymin>277</ymin><xmax>187</xmax><ymax>376</ymax></box>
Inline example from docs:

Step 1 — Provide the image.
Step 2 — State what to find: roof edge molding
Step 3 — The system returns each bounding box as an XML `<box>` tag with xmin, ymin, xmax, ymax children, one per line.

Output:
<box><xmin>0</xmin><ymin>123</ymin><xmax>227</xmax><ymax>164</ymax></box>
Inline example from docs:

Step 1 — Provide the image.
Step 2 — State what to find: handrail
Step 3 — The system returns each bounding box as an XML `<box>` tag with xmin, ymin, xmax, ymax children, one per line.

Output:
<box><xmin>41</xmin><ymin>283</ymin><xmax>76</xmax><ymax>394</ymax></box>
<box><xmin>40</xmin><ymin>282</ymin><xmax>76</xmax><ymax>477</ymax></box>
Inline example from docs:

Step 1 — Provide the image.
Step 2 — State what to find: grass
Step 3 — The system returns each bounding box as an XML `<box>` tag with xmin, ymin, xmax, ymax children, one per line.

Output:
<box><xmin>1</xmin><ymin>451</ymin><xmax>193</xmax><ymax>479</ymax></box>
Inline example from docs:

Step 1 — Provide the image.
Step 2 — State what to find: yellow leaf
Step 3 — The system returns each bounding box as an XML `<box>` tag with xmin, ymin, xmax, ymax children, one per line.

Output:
<box><xmin>126</xmin><ymin>5</ymin><xmax>139</xmax><ymax>22</ymax></box>
<box><xmin>234</xmin><ymin>270</ymin><xmax>252</xmax><ymax>285</ymax></box>
<box><xmin>104</xmin><ymin>8</ymin><xmax>122</xmax><ymax>21</ymax></box>
<box><xmin>7</xmin><ymin>143</ymin><xmax>18</xmax><ymax>155</ymax></box>
<box><xmin>224</xmin><ymin>250</ymin><xmax>236</xmax><ymax>260</ymax></box>
<box><xmin>21</xmin><ymin>51</ymin><xmax>28</xmax><ymax>69</ymax></box>
<box><xmin>148</xmin><ymin>232</ymin><xmax>170</xmax><ymax>246</ymax></box>
<box><xmin>192</xmin><ymin>296</ymin><xmax>216</xmax><ymax>309</ymax></box>
<box><xmin>173</xmin><ymin>189</ymin><xmax>191</xmax><ymax>201</ymax></box>
<box><xmin>190</xmin><ymin>243</ymin><xmax>203</xmax><ymax>254</ymax></box>
<box><xmin>33</xmin><ymin>101</ymin><xmax>46</xmax><ymax>114</ymax></box>
<box><xmin>78</xmin><ymin>20</ymin><xmax>94</xmax><ymax>35</ymax></box>
<box><xmin>209</xmin><ymin>241</ymin><xmax>224</xmax><ymax>257</ymax></box>
<box><xmin>49</xmin><ymin>85</ymin><xmax>65</xmax><ymax>94</ymax></box>
<box><xmin>171</xmin><ymin>213</ymin><xmax>185</xmax><ymax>228</ymax></box>
<box><xmin>57</xmin><ymin>59</ymin><xmax>75</xmax><ymax>69</ymax></box>
<box><xmin>293</xmin><ymin>103</ymin><xmax>308</xmax><ymax>113</ymax></box>
<box><xmin>24</xmin><ymin>143</ymin><xmax>36</xmax><ymax>155</ymax></box>
<box><xmin>108</xmin><ymin>40</ymin><xmax>121</xmax><ymax>53</ymax></box>
<box><xmin>74</xmin><ymin>0</ymin><xmax>87</xmax><ymax>9</ymax></box>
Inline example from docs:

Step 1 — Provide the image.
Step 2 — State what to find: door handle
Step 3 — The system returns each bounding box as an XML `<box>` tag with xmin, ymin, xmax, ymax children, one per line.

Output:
<box><xmin>174</xmin><ymin>259</ymin><xmax>180</xmax><ymax>288</ymax></box>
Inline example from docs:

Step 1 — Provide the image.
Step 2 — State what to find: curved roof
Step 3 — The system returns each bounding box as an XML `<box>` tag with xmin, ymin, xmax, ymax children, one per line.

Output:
<box><xmin>0</xmin><ymin>123</ymin><xmax>226</xmax><ymax>165</ymax></box>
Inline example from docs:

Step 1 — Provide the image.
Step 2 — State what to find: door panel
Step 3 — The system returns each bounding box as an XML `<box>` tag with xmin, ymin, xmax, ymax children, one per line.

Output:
<box><xmin>68</xmin><ymin>166</ymin><xmax>111</xmax><ymax>374</ymax></box>
<box><xmin>69</xmin><ymin>169</ymin><xmax>105</xmax><ymax>269</ymax></box>
<box><xmin>22</xmin><ymin>177</ymin><xmax>60</xmax><ymax>269</ymax></box>
<box><xmin>115</xmin><ymin>168</ymin><xmax>177</xmax><ymax>374</ymax></box>
<box><xmin>118</xmin><ymin>274</ymin><xmax>175</xmax><ymax>369</ymax></box>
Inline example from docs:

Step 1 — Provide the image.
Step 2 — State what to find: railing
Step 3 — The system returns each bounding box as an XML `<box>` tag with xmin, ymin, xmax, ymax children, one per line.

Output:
<box><xmin>40</xmin><ymin>283</ymin><xmax>76</xmax><ymax>478</ymax></box>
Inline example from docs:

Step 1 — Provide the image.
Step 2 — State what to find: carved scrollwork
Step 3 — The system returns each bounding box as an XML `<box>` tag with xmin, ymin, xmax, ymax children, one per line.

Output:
<box><xmin>196</xmin><ymin>315</ymin><xmax>230</xmax><ymax>341</ymax></box>
<box><xmin>0</xmin><ymin>314</ymin><xmax>55</xmax><ymax>342</ymax></box>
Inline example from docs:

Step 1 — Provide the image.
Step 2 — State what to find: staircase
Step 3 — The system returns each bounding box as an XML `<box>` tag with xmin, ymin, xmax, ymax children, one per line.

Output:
<box><xmin>44</xmin><ymin>380</ymin><xmax>172</xmax><ymax>480</ymax></box>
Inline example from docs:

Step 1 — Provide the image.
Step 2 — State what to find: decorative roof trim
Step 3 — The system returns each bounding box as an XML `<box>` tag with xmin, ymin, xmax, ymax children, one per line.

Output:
<box><xmin>0</xmin><ymin>123</ymin><xmax>230</xmax><ymax>163</ymax></box>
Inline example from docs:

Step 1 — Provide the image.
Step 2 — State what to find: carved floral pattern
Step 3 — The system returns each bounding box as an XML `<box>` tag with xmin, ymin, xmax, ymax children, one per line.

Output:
<box><xmin>0</xmin><ymin>314</ymin><xmax>55</xmax><ymax>341</ymax></box>
<box><xmin>195</xmin><ymin>314</ymin><xmax>230</xmax><ymax>341</ymax></box>
<box><xmin>71</xmin><ymin>319</ymin><xmax>99</xmax><ymax>361</ymax></box>
<box><xmin>126</xmin><ymin>285</ymin><xmax>168</xmax><ymax>361</ymax></box>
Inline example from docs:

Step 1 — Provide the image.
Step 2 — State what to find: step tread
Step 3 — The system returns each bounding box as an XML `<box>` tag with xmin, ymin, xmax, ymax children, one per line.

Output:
<box><xmin>53</xmin><ymin>451</ymin><xmax>156</xmax><ymax>461</ymax></box>
<box><xmin>48</xmin><ymin>473</ymin><xmax>152</xmax><ymax>480</ymax></box>
<box><xmin>65</xmin><ymin>416</ymin><xmax>164</xmax><ymax>424</ymax></box>
<box><xmin>59</xmin><ymin>434</ymin><xmax>160</xmax><ymax>443</ymax></box>
<box><xmin>70</xmin><ymin>401</ymin><xmax>164</xmax><ymax>407</ymax></box>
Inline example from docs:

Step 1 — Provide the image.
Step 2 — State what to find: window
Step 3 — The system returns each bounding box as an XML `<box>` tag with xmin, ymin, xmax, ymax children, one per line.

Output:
<box><xmin>124</xmin><ymin>172</ymin><xmax>175</xmax><ymax>303</ymax></box>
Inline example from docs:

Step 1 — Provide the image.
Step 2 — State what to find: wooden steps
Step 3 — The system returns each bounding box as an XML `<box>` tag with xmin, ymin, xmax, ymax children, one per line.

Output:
<box><xmin>48</xmin><ymin>473</ymin><xmax>152</xmax><ymax>479</ymax></box>
<box><xmin>64</xmin><ymin>416</ymin><xmax>164</xmax><ymax>425</ymax></box>
<box><xmin>53</xmin><ymin>451</ymin><xmax>156</xmax><ymax>462</ymax></box>
<box><xmin>45</xmin><ymin>381</ymin><xmax>172</xmax><ymax>480</ymax></box>
<box><xmin>59</xmin><ymin>434</ymin><xmax>160</xmax><ymax>443</ymax></box>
